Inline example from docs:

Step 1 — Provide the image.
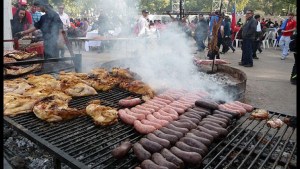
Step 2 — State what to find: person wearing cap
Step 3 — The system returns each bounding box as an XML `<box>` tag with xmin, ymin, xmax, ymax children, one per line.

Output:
<box><xmin>17</xmin><ymin>0</ymin><xmax>63</xmax><ymax>59</ymax></box>
<box><xmin>12</xmin><ymin>1</ymin><xmax>33</xmax><ymax>25</ymax></box>
<box><xmin>135</xmin><ymin>9</ymin><xmax>150</xmax><ymax>37</ymax></box>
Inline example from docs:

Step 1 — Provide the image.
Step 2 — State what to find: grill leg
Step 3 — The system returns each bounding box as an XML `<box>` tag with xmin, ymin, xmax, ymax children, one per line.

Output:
<box><xmin>53</xmin><ymin>157</ymin><xmax>61</xmax><ymax>169</ymax></box>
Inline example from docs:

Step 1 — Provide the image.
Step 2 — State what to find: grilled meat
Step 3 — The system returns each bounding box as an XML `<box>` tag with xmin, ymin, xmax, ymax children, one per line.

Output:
<box><xmin>4</xmin><ymin>57</ymin><xmax>16</xmax><ymax>63</ymax></box>
<box><xmin>119</xmin><ymin>80</ymin><xmax>155</xmax><ymax>99</ymax></box>
<box><xmin>4</xmin><ymin>64</ymin><xmax>42</xmax><ymax>76</ymax></box>
<box><xmin>27</xmin><ymin>74</ymin><xmax>61</xmax><ymax>89</ymax></box>
<box><xmin>23</xmin><ymin>86</ymin><xmax>72</xmax><ymax>102</ymax></box>
<box><xmin>4</xmin><ymin>50</ymin><xmax>38</xmax><ymax>60</ymax></box>
<box><xmin>4</xmin><ymin>78</ymin><xmax>32</xmax><ymax>94</ymax></box>
<box><xmin>111</xmin><ymin>67</ymin><xmax>136</xmax><ymax>79</ymax></box>
<box><xmin>60</xmin><ymin>77</ymin><xmax>97</xmax><ymax>97</ymax></box>
<box><xmin>86</xmin><ymin>104</ymin><xmax>118</xmax><ymax>126</ymax></box>
<box><xmin>4</xmin><ymin>93</ymin><xmax>38</xmax><ymax>117</ymax></box>
<box><xmin>250</xmin><ymin>109</ymin><xmax>269</xmax><ymax>120</ymax></box>
<box><xmin>90</xmin><ymin>68</ymin><xmax>110</xmax><ymax>79</ymax></box>
<box><xmin>267</xmin><ymin>118</ymin><xmax>284</xmax><ymax>128</ymax></box>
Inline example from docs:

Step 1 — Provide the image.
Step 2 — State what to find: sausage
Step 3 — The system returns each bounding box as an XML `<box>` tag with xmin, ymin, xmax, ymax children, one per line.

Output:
<box><xmin>179</xmin><ymin>115</ymin><xmax>200</xmax><ymax>124</ymax></box>
<box><xmin>226</xmin><ymin>103</ymin><xmax>247</xmax><ymax>115</ymax></box>
<box><xmin>160</xmin><ymin>148</ymin><xmax>185</xmax><ymax>169</ymax></box>
<box><xmin>141</xmin><ymin>159</ymin><xmax>168</xmax><ymax>169</ymax></box>
<box><xmin>180</xmin><ymin>137</ymin><xmax>208</xmax><ymax>153</ymax></box>
<box><xmin>192</xmin><ymin>107</ymin><xmax>211</xmax><ymax>115</ymax></box>
<box><xmin>203</xmin><ymin>123</ymin><xmax>228</xmax><ymax>136</ymax></box>
<box><xmin>234</xmin><ymin>101</ymin><xmax>254</xmax><ymax>112</ymax></box>
<box><xmin>177</xmin><ymin>119</ymin><xmax>197</xmax><ymax>128</ymax></box>
<box><xmin>151</xmin><ymin>153</ymin><xmax>178</xmax><ymax>169</ymax></box>
<box><xmin>190</xmin><ymin>129</ymin><xmax>214</xmax><ymax>141</ymax></box>
<box><xmin>153</xmin><ymin>112</ymin><xmax>173</xmax><ymax>122</ymax></box>
<box><xmin>142</xmin><ymin>103</ymin><xmax>160</xmax><ymax>111</ymax></box>
<box><xmin>140</xmin><ymin>137</ymin><xmax>163</xmax><ymax>153</ymax></box>
<box><xmin>202</xmin><ymin>118</ymin><xmax>227</xmax><ymax>128</ymax></box>
<box><xmin>131</xmin><ymin>107</ymin><xmax>152</xmax><ymax>116</ymax></box>
<box><xmin>185</xmin><ymin>133</ymin><xmax>211</xmax><ymax>146</ymax></box>
<box><xmin>153</xmin><ymin>96</ymin><xmax>172</xmax><ymax>104</ymax></box>
<box><xmin>134</xmin><ymin>120</ymin><xmax>156</xmax><ymax>134</ymax></box>
<box><xmin>197</xmin><ymin>126</ymin><xmax>219</xmax><ymax>139</ymax></box>
<box><xmin>213</xmin><ymin>110</ymin><xmax>234</xmax><ymax>119</ymax></box>
<box><xmin>214</xmin><ymin>108</ymin><xmax>239</xmax><ymax>118</ymax></box>
<box><xmin>169</xmin><ymin>101</ymin><xmax>188</xmax><ymax>110</ymax></box>
<box><xmin>186</xmin><ymin>109</ymin><xmax>207</xmax><ymax>117</ymax></box>
<box><xmin>111</xmin><ymin>140</ymin><xmax>132</xmax><ymax>159</ymax></box>
<box><xmin>195</xmin><ymin>99</ymin><xmax>219</xmax><ymax>110</ymax></box>
<box><xmin>206</xmin><ymin>115</ymin><xmax>229</xmax><ymax>124</ymax></box>
<box><xmin>199</xmin><ymin>121</ymin><xmax>223</xmax><ymax>128</ymax></box>
<box><xmin>153</xmin><ymin>130</ymin><xmax>179</xmax><ymax>145</ymax></box>
<box><xmin>149</xmin><ymin>99</ymin><xmax>168</xmax><ymax>107</ymax></box>
<box><xmin>118</xmin><ymin>97</ymin><xmax>142</xmax><ymax>107</ymax></box>
<box><xmin>158</xmin><ymin>110</ymin><xmax>178</xmax><ymax>120</ymax></box>
<box><xmin>133</xmin><ymin>142</ymin><xmax>151</xmax><ymax>161</ymax></box>
<box><xmin>147</xmin><ymin>114</ymin><xmax>169</xmax><ymax>126</ymax></box>
<box><xmin>134</xmin><ymin>167</ymin><xmax>142</xmax><ymax>169</ymax></box>
<box><xmin>166</xmin><ymin>105</ymin><xmax>185</xmax><ymax>114</ymax></box>
<box><xmin>141</xmin><ymin>119</ymin><xmax>162</xmax><ymax>129</ymax></box>
<box><xmin>211</xmin><ymin>113</ymin><xmax>231</xmax><ymax>122</ymax></box>
<box><xmin>161</xmin><ymin>107</ymin><xmax>179</xmax><ymax>117</ymax></box>
<box><xmin>183</xmin><ymin>112</ymin><xmax>202</xmax><ymax>120</ymax></box>
<box><xmin>175</xmin><ymin>141</ymin><xmax>205</xmax><ymax>156</ymax></box>
<box><xmin>170</xmin><ymin>121</ymin><xmax>195</xmax><ymax>130</ymax></box>
<box><xmin>159</xmin><ymin>127</ymin><xmax>184</xmax><ymax>138</ymax></box>
<box><xmin>218</xmin><ymin>104</ymin><xmax>241</xmax><ymax>116</ymax></box>
<box><xmin>170</xmin><ymin>146</ymin><xmax>202</xmax><ymax>166</ymax></box>
<box><xmin>146</xmin><ymin>133</ymin><xmax>171</xmax><ymax>148</ymax></box>
<box><xmin>125</xmin><ymin>108</ymin><xmax>145</xmax><ymax>120</ymax></box>
<box><xmin>118</xmin><ymin>109</ymin><xmax>137</xmax><ymax>125</ymax></box>
<box><xmin>136</xmin><ymin>105</ymin><xmax>155</xmax><ymax>113</ymax></box>
<box><xmin>157</xmin><ymin>94</ymin><xmax>175</xmax><ymax>102</ymax></box>
<box><xmin>145</xmin><ymin>101</ymin><xmax>165</xmax><ymax>108</ymax></box>
<box><xmin>166</xmin><ymin>124</ymin><xmax>189</xmax><ymax>134</ymax></box>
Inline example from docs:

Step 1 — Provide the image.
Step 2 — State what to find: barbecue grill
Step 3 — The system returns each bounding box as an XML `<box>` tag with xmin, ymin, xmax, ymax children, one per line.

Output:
<box><xmin>4</xmin><ymin>87</ymin><xmax>297</xmax><ymax>169</ymax></box>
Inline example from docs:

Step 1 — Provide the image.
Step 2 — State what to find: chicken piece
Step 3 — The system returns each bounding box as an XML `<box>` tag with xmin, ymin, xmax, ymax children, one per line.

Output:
<box><xmin>267</xmin><ymin>118</ymin><xmax>284</xmax><ymax>128</ymax></box>
<box><xmin>4</xmin><ymin>93</ymin><xmax>38</xmax><ymax>117</ymax></box>
<box><xmin>5</xmin><ymin>50</ymin><xmax>37</xmax><ymax>60</ymax></box>
<box><xmin>60</xmin><ymin>78</ymin><xmax>97</xmax><ymax>97</ymax></box>
<box><xmin>86</xmin><ymin>104</ymin><xmax>118</xmax><ymax>126</ymax></box>
<box><xmin>111</xmin><ymin>67</ymin><xmax>136</xmax><ymax>79</ymax></box>
<box><xmin>4</xmin><ymin>78</ymin><xmax>32</xmax><ymax>94</ymax></box>
<box><xmin>90</xmin><ymin>68</ymin><xmax>110</xmax><ymax>79</ymax></box>
<box><xmin>33</xmin><ymin>96</ymin><xmax>84</xmax><ymax>122</ymax></box>
<box><xmin>27</xmin><ymin>74</ymin><xmax>61</xmax><ymax>90</ymax></box>
<box><xmin>4</xmin><ymin>57</ymin><xmax>16</xmax><ymax>63</ymax></box>
<box><xmin>250</xmin><ymin>109</ymin><xmax>269</xmax><ymax>120</ymax></box>
<box><xmin>4</xmin><ymin>64</ymin><xmax>42</xmax><ymax>76</ymax></box>
<box><xmin>23</xmin><ymin>86</ymin><xmax>54</xmax><ymax>100</ymax></box>
<box><xmin>119</xmin><ymin>80</ymin><xmax>155</xmax><ymax>99</ymax></box>
<box><xmin>89</xmin><ymin>76</ymin><xmax>120</xmax><ymax>91</ymax></box>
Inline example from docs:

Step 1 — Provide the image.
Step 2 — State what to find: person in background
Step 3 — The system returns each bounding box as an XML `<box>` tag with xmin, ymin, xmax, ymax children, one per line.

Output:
<box><xmin>221</xmin><ymin>15</ymin><xmax>235</xmax><ymax>54</ymax></box>
<box><xmin>30</xmin><ymin>4</ymin><xmax>42</xmax><ymax>24</ymax></box>
<box><xmin>289</xmin><ymin>32</ymin><xmax>297</xmax><ymax>85</ymax></box>
<box><xmin>75</xmin><ymin>18</ymin><xmax>81</xmax><ymax>27</ymax></box>
<box><xmin>260</xmin><ymin>18</ymin><xmax>266</xmax><ymax>28</ymax></box>
<box><xmin>274</xmin><ymin>20</ymin><xmax>279</xmax><ymax>28</ymax></box>
<box><xmin>11</xmin><ymin>7</ymin><xmax>32</xmax><ymax>38</ymax></box>
<box><xmin>80</xmin><ymin>18</ymin><xmax>89</xmax><ymax>37</ymax></box>
<box><xmin>194</xmin><ymin>14</ymin><xmax>209</xmax><ymax>52</ymax></box>
<box><xmin>252</xmin><ymin>14</ymin><xmax>262</xmax><ymax>59</ymax></box>
<box><xmin>239</xmin><ymin>9</ymin><xmax>256</xmax><ymax>67</ymax></box>
<box><xmin>57</xmin><ymin>3</ymin><xmax>70</xmax><ymax>57</ymax></box>
<box><xmin>12</xmin><ymin>1</ymin><xmax>33</xmax><ymax>26</ymax></box>
<box><xmin>17</xmin><ymin>0</ymin><xmax>63</xmax><ymax>59</ymax></box>
<box><xmin>279</xmin><ymin>12</ymin><xmax>297</xmax><ymax>60</ymax></box>
<box><xmin>237</xmin><ymin>18</ymin><xmax>242</xmax><ymax>26</ymax></box>
<box><xmin>135</xmin><ymin>9</ymin><xmax>150</xmax><ymax>37</ymax></box>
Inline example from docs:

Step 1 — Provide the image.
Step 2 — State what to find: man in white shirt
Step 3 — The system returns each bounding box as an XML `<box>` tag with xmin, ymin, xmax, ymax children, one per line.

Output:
<box><xmin>252</xmin><ymin>14</ymin><xmax>262</xmax><ymax>59</ymax></box>
<box><xmin>57</xmin><ymin>4</ymin><xmax>70</xmax><ymax>57</ymax></box>
<box><xmin>136</xmin><ymin>9</ymin><xmax>150</xmax><ymax>37</ymax></box>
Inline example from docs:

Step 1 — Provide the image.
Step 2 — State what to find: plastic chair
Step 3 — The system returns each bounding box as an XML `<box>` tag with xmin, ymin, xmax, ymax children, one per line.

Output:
<box><xmin>233</xmin><ymin>30</ymin><xmax>243</xmax><ymax>48</ymax></box>
<box><xmin>262</xmin><ymin>31</ymin><xmax>271</xmax><ymax>49</ymax></box>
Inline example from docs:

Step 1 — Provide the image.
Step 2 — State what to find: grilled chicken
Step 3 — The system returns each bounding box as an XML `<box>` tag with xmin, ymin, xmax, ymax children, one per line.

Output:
<box><xmin>4</xmin><ymin>50</ymin><xmax>38</xmax><ymax>60</ymax></box>
<box><xmin>90</xmin><ymin>68</ymin><xmax>110</xmax><ymax>79</ymax></box>
<box><xmin>267</xmin><ymin>118</ymin><xmax>284</xmax><ymax>128</ymax></box>
<box><xmin>33</xmin><ymin>96</ymin><xmax>84</xmax><ymax>122</ymax></box>
<box><xmin>111</xmin><ymin>67</ymin><xmax>136</xmax><ymax>79</ymax></box>
<box><xmin>119</xmin><ymin>80</ymin><xmax>155</xmax><ymax>99</ymax></box>
<box><xmin>4</xmin><ymin>57</ymin><xmax>16</xmax><ymax>63</ymax></box>
<box><xmin>89</xmin><ymin>76</ymin><xmax>120</xmax><ymax>91</ymax></box>
<box><xmin>4</xmin><ymin>78</ymin><xmax>32</xmax><ymax>94</ymax></box>
<box><xmin>4</xmin><ymin>93</ymin><xmax>38</xmax><ymax>117</ymax></box>
<box><xmin>27</xmin><ymin>74</ymin><xmax>61</xmax><ymax>89</ymax></box>
<box><xmin>4</xmin><ymin>64</ymin><xmax>42</xmax><ymax>76</ymax></box>
<box><xmin>86</xmin><ymin>104</ymin><xmax>118</xmax><ymax>126</ymax></box>
<box><xmin>250</xmin><ymin>109</ymin><xmax>269</xmax><ymax>120</ymax></box>
<box><xmin>60</xmin><ymin>78</ymin><xmax>97</xmax><ymax>97</ymax></box>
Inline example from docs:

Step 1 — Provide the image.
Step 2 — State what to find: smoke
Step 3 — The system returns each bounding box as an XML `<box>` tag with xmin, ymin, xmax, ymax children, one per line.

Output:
<box><xmin>84</xmin><ymin>0</ymin><xmax>236</xmax><ymax>102</ymax></box>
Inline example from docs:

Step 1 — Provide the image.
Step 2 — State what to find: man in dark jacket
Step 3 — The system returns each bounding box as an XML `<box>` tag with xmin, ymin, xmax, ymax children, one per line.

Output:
<box><xmin>17</xmin><ymin>0</ymin><xmax>63</xmax><ymax>59</ymax></box>
<box><xmin>239</xmin><ymin>10</ymin><xmax>257</xmax><ymax>67</ymax></box>
<box><xmin>194</xmin><ymin>14</ymin><xmax>209</xmax><ymax>52</ymax></box>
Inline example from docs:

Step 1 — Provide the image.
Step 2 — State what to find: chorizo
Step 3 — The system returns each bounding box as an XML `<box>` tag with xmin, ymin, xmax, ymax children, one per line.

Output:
<box><xmin>186</xmin><ymin>109</ymin><xmax>207</xmax><ymax>117</ymax></box>
<box><xmin>153</xmin><ymin>111</ymin><xmax>173</xmax><ymax>122</ymax></box>
<box><xmin>202</xmin><ymin>118</ymin><xmax>227</xmax><ymax>128</ymax></box>
<box><xmin>141</xmin><ymin>159</ymin><xmax>168</xmax><ymax>169</ymax></box>
<box><xmin>185</xmin><ymin>133</ymin><xmax>211</xmax><ymax>146</ymax></box>
<box><xmin>146</xmin><ymin>133</ymin><xmax>171</xmax><ymax>148</ymax></box>
<box><xmin>118</xmin><ymin>109</ymin><xmax>137</xmax><ymax>125</ymax></box>
<box><xmin>161</xmin><ymin>107</ymin><xmax>179</xmax><ymax>117</ymax></box>
<box><xmin>140</xmin><ymin>137</ymin><xmax>163</xmax><ymax>153</ymax></box>
<box><xmin>136</xmin><ymin>105</ymin><xmax>155</xmax><ymax>113</ymax></box>
<box><xmin>211</xmin><ymin>113</ymin><xmax>231</xmax><ymax>122</ymax></box>
<box><xmin>159</xmin><ymin>127</ymin><xmax>184</xmax><ymax>139</ymax></box>
<box><xmin>133</xmin><ymin>142</ymin><xmax>151</xmax><ymax>161</ymax></box>
<box><xmin>180</xmin><ymin>137</ymin><xmax>208</xmax><ymax>153</ymax></box>
<box><xmin>134</xmin><ymin>120</ymin><xmax>156</xmax><ymax>134</ymax></box>
<box><xmin>190</xmin><ymin>129</ymin><xmax>214</xmax><ymax>141</ymax></box>
<box><xmin>234</xmin><ymin>101</ymin><xmax>254</xmax><ymax>112</ymax></box>
<box><xmin>160</xmin><ymin>148</ymin><xmax>185</xmax><ymax>169</ymax></box>
<box><xmin>177</xmin><ymin>119</ymin><xmax>197</xmax><ymax>128</ymax></box>
<box><xmin>118</xmin><ymin>97</ymin><xmax>141</xmax><ymax>107</ymax></box>
<box><xmin>141</xmin><ymin>119</ymin><xmax>162</xmax><ymax>129</ymax></box>
<box><xmin>153</xmin><ymin>96</ymin><xmax>172</xmax><ymax>104</ymax></box>
<box><xmin>197</xmin><ymin>126</ymin><xmax>219</xmax><ymax>139</ymax></box>
<box><xmin>170</xmin><ymin>146</ymin><xmax>202</xmax><ymax>166</ymax></box>
<box><xmin>131</xmin><ymin>107</ymin><xmax>152</xmax><ymax>116</ymax></box>
<box><xmin>153</xmin><ymin>130</ymin><xmax>179</xmax><ymax>145</ymax></box>
<box><xmin>151</xmin><ymin>153</ymin><xmax>178</xmax><ymax>169</ymax></box>
<box><xmin>111</xmin><ymin>140</ymin><xmax>132</xmax><ymax>159</ymax></box>
<box><xmin>147</xmin><ymin>114</ymin><xmax>169</xmax><ymax>127</ymax></box>
<box><xmin>203</xmin><ymin>123</ymin><xmax>228</xmax><ymax>136</ymax></box>
<box><xmin>166</xmin><ymin>105</ymin><xmax>185</xmax><ymax>115</ymax></box>
<box><xmin>175</xmin><ymin>141</ymin><xmax>205</xmax><ymax>156</ymax></box>
<box><xmin>179</xmin><ymin>115</ymin><xmax>200</xmax><ymax>124</ymax></box>
<box><xmin>213</xmin><ymin>109</ymin><xmax>238</xmax><ymax>118</ymax></box>
<box><xmin>206</xmin><ymin>115</ymin><xmax>229</xmax><ymax>124</ymax></box>
<box><xmin>171</xmin><ymin>121</ymin><xmax>195</xmax><ymax>130</ymax></box>
<box><xmin>165</xmin><ymin>123</ymin><xmax>189</xmax><ymax>134</ymax></box>
<box><xmin>125</xmin><ymin>108</ymin><xmax>145</xmax><ymax>120</ymax></box>
<box><xmin>157</xmin><ymin>94</ymin><xmax>175</xmax><ymax>102</ymax></box>
<box><xmin>158</xmin><ymin>110</ymin><xmax>178</xmax><ymax>120</ymax></box>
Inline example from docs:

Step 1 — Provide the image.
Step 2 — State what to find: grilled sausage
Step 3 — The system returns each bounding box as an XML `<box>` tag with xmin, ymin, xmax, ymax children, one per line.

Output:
<box><xmin>136</xmin><ymin>105</ymin><xmax>155</xmax><ymax>113</ymax></box>
<box><xmin>212</xmin><ymin>113</ymin><xmax>231</xmax><ymax>122</ymax></box>
<box><xmin>153</xmin><ymin>96</ymin><xmax>172</xmax><ymax>104</ymax></box>
<box><xmin>161</xmin><ymin>107</ymin><xmax>179</xmax><ymax>116</ymax></box>
<box><xmin>133</xmin><ymin>142</ymin><xmax>151</xmax><ymax>161</ymax></box>
<box><xmin>111</xmin><ymin>141</ymin><xmax>132</xmax><ymax>159</ymax></box>
<box><xmin>134</xmin><ymin>167</ymin><xmax>142</xmax><ymax>169</ymax></box>
<box><xmin>158</xmin><ymin>110</ymin><xmax>178</xmax><ymax>120</ymax></box>
<box><xmin>197</xmin><ymin>126</ymin><xmax>219</xmax><ymax>139</ymax></box>
<box><xmin>150</xmin><ymin>99</ymin><xmax>168</xmax><ymax>106</ymax></box>
<box><xmin>153</xmin><ymin>130</ymin><xmax>179</xmax><ymax>145</ymax></box>
<box><xmin>207</xmin><ymin>115</ymin><xmax>229</xmax><ymax>124</ymax></box>
<box><xmin>166</xmin><ymin>124</ymin><xmax>189</xmax><ymax>134</ymax></box>
<box><xmin>157</xmin><ymin>94</ymin><xmax>175</xmax><ymax>102</ymax></box>
<box><xmin>213</xmin><ymin>110</ymin><xmax>234</xmax><ymax>118</ymax></box>
<box><xmin>153</xmin><ymin>112</ymin><xmax>173</xmax><ymax>122</ymax></box>
<box><xmin>147</xmin><ymin>114</ymin><xmax>169</xmax><ymax>126</ymax></box>
<box><xmin>118</xmin><ymin>109</ymin><xmax>137</xmax><ymax>125</ymax></box>
<box><xmin>180</xmin><ymin>137</ymin><xmax>208</xmax><ymax>153</ymax></box>
<box><xmin>151</xmin><ymin>153</ymin><xmax>178</xmax><ymax>169</ymax></box>
<box><xmin>142</xmin><ymin>103</ymin><xmax>160</xmax><ymax>111</ymax></box>
<box><xmin>177</xmin><ymin>119</ymin><xmax>197</xmax><ymax>128</ymax></box>
<box><xmin>193</xmin><ymin>107</ymin><xmax>211</xmax><ymax>115</ymax></box>
<box><xmin>203</xmin><ymin>123</ymin><xmax>228</xmax><ymax>136</ymax></box>
<box><xmin>234</xmin><ymin>101</ymin><xmax>254</xmax><ymax>112</ymax></box>
<box><xmin>213</xmin><ymin>109</ymin><xmax>238</xmax><ymax>118</ymax></box>
<box><xmin>118</xmin><ymin>98</ymin><xmax>142</xmax><ymax>107</ymax></box>
<box><xmin>225</xmin><ymin>103</ymin><xmax>246</xmax><ymax>115</ymax></box>
<box><xmin>199</xmin><ymin>121</ymin><xmax>223</xmax><ymax>128</ymax></box>
<box><xmin>202</xmin><ymin>118</ymin><xmax>227</xmax><ymax>128</ymax></box>
<box><xmin>140</xmin><ymin>138</ymin><xmax>163</xmax><ymax>153</ymax></box>
<box><xmin>159</xmin><ymin>127</ymin><xmax>184</xmax><ymax>139</ymax></box>
<box><xmin>131</xmin><ymin>107</ymin><xmax>152</xmax><ymax>116</ymax></box>
<box><xmin>146</xmin><ymin>133</ymin><xmax>171</xmax><ymax>148</ymax></box>
<box><xmin>179</xmin><ymin>115</ymin><xmax>200</xmax><ymax>124</ymax></box>
<box><xmin>190</xmin><ymin>129</ymin><xmax>214</xmax><ymax>141</ymax></box>
<box><xmin>141</xmin><ymin>119</ymin><xmax>162</xmax><ymax>129</ymax></box>
<box><xmin>170</xmin><ymin>146</ymin><xmax>202</xmax><ymax>166</ymax></box>
<box><xmin>185</xmin><ymin>133</ymin><xmax>211</xmax><ymax>146</ymax></box>
<box><xmin>183</xmin><ymin>112</ymin><xmax>202</xmax><ymax>120</ymax></box>
<box><xmin>169</xmin><ymin>101</ymin><xmax>188</xmax><ymax>110</ymax></box>
<box><xmin>219</xmin><ymin>104</ymin><xmax>241</xmax><ymax>116</ymax></box>
<box><xmin>195</xmin><ymin>99</ymin><xmax>219</xmax><ymax>110</ymax></box>
<box><xmin>171</xmin><ymin>121</ymin><xmax>195</xmax><ymax>130</ymax></box>
<box><xmin>125</xmin><ymin>108</ymin><xmax>145</xmax><ymax>120</ymax></box>
<box><xmin>160</xmin><ymin>148</ymin><xmax>185</xmax><ymax>169</ymax></box>
<box><xmin>175</xmin><ymin>141</ymin><xmax>205</xmax><ymax>156</ymax></box>
<box><xmin>141</xmin><ymin>159</ymin><xmax>168</xmax><ymax>169</ymax></box>
<box><xmin>166</xmin><ymin>105</ymin><xmax>185</xmax><ymax>114</ymax></box>
<box><xmin>145</xmin><ymin>101</ymin><xmax>164</xmax><ymax>108</ymax></box>
<box><xmin>186</xmin><ymin>109</ymin><xmax>207</xmax><ymax>117</ymax></box>
<box><xmin>134</xmin><ymin>120</ymin><xmax>156</xmax><ymax>134</ymax></box>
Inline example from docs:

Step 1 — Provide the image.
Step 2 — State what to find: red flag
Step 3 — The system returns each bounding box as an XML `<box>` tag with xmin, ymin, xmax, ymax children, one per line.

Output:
<box><xmin>231</xmin><ymin>4</ymin><xmax>236</xmax><ymax>31</ymax></box>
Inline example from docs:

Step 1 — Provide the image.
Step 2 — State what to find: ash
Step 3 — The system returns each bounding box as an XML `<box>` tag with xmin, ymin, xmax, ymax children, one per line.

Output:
<box><xmin>3</xmin><ymin>124</ymin><xmax>70</xmax><ymax>169</ymax></box>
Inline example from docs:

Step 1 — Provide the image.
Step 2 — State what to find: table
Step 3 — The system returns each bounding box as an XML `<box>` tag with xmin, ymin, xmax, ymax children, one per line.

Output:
<box><xmin>84</xmin><ymin>30</ymin><xmax>102</xmax><ymax>52</ymax></box>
